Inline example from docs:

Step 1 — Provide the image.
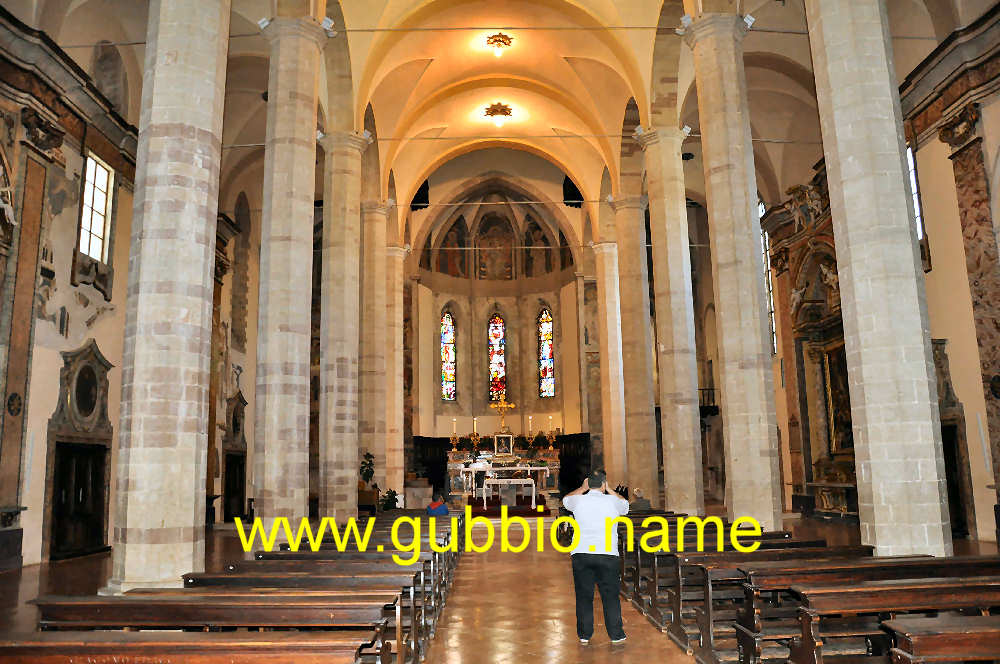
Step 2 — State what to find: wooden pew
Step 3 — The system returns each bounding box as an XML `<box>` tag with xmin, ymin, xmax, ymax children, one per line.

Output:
<box><xmin>785</xmin><ymin>576</ymin><xmax>1000</xmax><ymax>664</ymax></box>
<box><xmin>637</xmin><ymin>535</ymin><xmax>818</xmax><ymax>639</ymax></box>
<box><xmin>883</xmin><ymin>615</ymin><xmax>1000</xmax><ymax>663</ymax></box>
<box><xmin>685</xmin><ymin>545</ymin><xmax>875</xmax><ymax>664</ymax></box>
<box><xmin>0</xmin><ymin>630</ymin><xmax>388</xmax><ymax>664</ymax></box>
<box><xmin>734</xmin><ymin>555</ymin><xmax>1000</xmax><ymax>664</ymax></box>
<box><xmin>45</xmin><ymin>588</ymin><xmax>415</xmax><ymax>663</ymax></box>
<box><xmin>182</xmin><ymin>568</ymin><xmax>432</xmax><ymax>658</ymax></box>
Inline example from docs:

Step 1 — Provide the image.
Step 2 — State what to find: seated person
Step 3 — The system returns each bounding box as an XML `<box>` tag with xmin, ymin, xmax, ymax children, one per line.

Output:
<box><xmin>630</xmin><ymin>488</ymin><xmax>651</xmax><ymax>511</ymax></box>
<box><xmin>426</xmin><ymin>492</ymin><xmax>449</xmax><ymax>516</ymax></box>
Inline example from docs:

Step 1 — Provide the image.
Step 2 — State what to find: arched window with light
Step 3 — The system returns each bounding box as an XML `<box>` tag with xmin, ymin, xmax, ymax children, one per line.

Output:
<box><xmin>488</xmin><ymin>314</ymin><xmax>506</xmax><ymax>401</ymax></box>
<box><xmin>538</xmin><ymin>308</ymin><xmax>555</xmax><ymax>397</ymax></box>
<box><xmin>440</xmin><ymin>312</ymin><xmax>457</xmax><ymax>401</ymax></box>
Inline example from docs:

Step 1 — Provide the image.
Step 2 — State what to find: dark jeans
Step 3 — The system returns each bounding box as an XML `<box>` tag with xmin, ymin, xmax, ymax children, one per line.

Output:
<box><xmin>571</xmin><ymin>553</ymin><xmax>626</xmax><ymax>640</ymax></box>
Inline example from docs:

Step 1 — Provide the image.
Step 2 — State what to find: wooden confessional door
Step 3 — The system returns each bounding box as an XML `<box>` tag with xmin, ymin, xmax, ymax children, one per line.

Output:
<box><xmin>50</xmin><ymin>442</ymin><xmax>107</xmax><ymax>560</ymax></box>
<box><xmin>223</xmin><ymin>453</ymin><xmax>246</xmax><ymax>522</ymax></box>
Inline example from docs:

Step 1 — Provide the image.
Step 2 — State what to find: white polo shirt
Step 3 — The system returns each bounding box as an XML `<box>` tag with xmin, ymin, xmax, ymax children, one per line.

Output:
<box><xmin>562</xmin><ymin>491</ymin><xmax>630</xmax><ymax>556</ymax></box>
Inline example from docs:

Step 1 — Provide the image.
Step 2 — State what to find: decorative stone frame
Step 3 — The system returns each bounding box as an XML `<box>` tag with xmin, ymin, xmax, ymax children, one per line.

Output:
<box><xmin>41</xmin><ymin>338</ymin><xmax>113</xmax><ymax>561</ymax></box>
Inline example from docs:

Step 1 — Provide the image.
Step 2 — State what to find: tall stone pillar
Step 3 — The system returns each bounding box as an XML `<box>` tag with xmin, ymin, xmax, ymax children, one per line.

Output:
<box><xmin>575</xmin><ymin>272</ymin><xmax>590</xmax><ymax>432</ymax></box>
<box><xmin>104</xmin><ymin>0</ymin><xmax>230</xmax><ymax>592</ymax></box>
<box><xmin>639</xmin><ymin>127</ymin><xmax>705</xmax><ymax>515</ymax></box>
<box><xmin>360</xmin><ymin>201</ymin><xmax>390</xmax><ymax>489</ymax></box>
<box><xmin>318</xmin><ymin>131</ymin><xmax>369</xmax><ymax>518</ymax></box>
<box><xmin>685</xmin><ymin>13</ymin><xmax>782</xmax><ymax>529</ymax></box>
<box><xmin>385</xmin><ymin>244</ymin><xmax>406</xmax><ymax>495</ymax></box>
<box><xmin>253</xmin><ymin>16</ymin><xmax>325</xmax><ymax>523</ymax></box>
<box><xmin>592</xmin><ymin>242</ymin><xmax>628</xmax><ymax>487</ymax></box>
<box><xmin>805</xmin><ymin>0</ymin><xmax>951</xmax><ymax>555</ymax></box>
<box><xmin>609</xmin><ymin>196</ymin><xmax>660</xmax><ymax>505</ymax></box>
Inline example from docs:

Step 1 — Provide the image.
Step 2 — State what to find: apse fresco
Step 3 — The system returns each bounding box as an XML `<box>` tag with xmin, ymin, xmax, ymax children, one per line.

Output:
<box><xmin>441</xmin><ymin>312</ymin><xmax>456</xmax><ymax>400</ymax></box>
<box><xmin>538</xmin><ymin>308</ymin><xmax>554</xmax><ymax>397</ymax></box>
<box><xmin>488</xmin><ymin>314</ymin><xmax>506</xmax><ymax>401</ymax></box>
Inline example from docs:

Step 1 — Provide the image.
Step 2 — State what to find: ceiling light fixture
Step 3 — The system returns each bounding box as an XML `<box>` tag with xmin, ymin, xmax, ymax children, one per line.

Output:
<box><xmin>484</xmin><ymin>102</ymin><xmax>513</xmax><ymax>128</ymax></box>
<box><xmin>486</xmin><ymin>32</ymin><xmax>513</xmax><ymax>57</ymax></box>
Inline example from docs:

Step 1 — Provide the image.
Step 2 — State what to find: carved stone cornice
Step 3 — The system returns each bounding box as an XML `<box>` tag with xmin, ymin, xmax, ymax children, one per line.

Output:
<box><xmin>770</xmin><ymin>247</ymin><xmax>789</xmax><ymax>275</ymax></box>
<box><xmin>214</xmin><ymin>213</ymin><xmax>239</xmax><ymax>284</ymax></box>
<box><xmin>938</xmin><ymin>102</ymin><xmax>981</xmax><ymax>149</ymax></box>
<box><xmin>0</xmin><ymin>6</ymin><xmax>137</xmax><ymax>168</ymax></box>
<box><xmin>901</xmin><ymin>4</ymin><xmax>1000</xmax><ymax>145</ymax></box>
<box><xmin>20</xmin><ymin>106</ymin><xmax>63</xmax><ymax>151</ymax></box>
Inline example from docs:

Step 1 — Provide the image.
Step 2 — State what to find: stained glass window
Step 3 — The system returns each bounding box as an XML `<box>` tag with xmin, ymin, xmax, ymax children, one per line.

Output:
<box><xmin>488</xmin><ymin>314</ymin><xmax>506</xmax><ymax>401</ymax></box>
<box><xmin>441</xmin><ymin>312</ymin><xmax>456</xmax><ymax>400</ymax></box>
<box><xmin>538</xmin><ymin>308</ymin><xmax>555</xmax><ymax>397</ymax></box>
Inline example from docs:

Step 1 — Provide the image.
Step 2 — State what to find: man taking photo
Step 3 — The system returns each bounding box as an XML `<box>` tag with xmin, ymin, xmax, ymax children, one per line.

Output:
<box><xmin>562</xmin><ymin>469</ymin><xmax>629</xmax><ymax>645</ymax></box>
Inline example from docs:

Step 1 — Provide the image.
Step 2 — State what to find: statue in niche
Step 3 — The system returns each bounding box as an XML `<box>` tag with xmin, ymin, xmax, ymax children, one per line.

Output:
<box><xmin>790</xmin><ymin>282</ymin><xmax>808</xmax><ymax>314</ymax></box>
<box><xmin>820</xmin><ymin>262</ymin><xmax>840</xmax><ymax>304</ymax></box>
<box><xmin>523</xmin><ymin>222</ymin><xmax>551</xmax><ymax>277</ymax></box>
<box><xmin>477</xmin><ymin>216</ymin><xmax>514</xmax><ymax>280</ymax></box>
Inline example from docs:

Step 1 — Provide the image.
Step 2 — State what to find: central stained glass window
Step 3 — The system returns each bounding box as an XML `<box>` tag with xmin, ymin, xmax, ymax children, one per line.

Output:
<box><xmin>488</xmin><ymin>314</ymin><xmax>506</xmax><ymax>401</ymax></box>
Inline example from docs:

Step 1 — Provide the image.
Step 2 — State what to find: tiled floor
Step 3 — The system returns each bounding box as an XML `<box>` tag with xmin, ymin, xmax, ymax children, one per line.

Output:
<box><xmin>422</xmin><ymin>526</ymin><xmax>694</xmax><ymax>664</ymax></box>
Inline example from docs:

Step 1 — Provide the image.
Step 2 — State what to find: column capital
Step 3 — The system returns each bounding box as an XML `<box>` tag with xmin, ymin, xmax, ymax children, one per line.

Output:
<box><xmin>361</xmin><ymin>199</ymin><xmax>395</xmax><ymax>216</ymax></box>
<box><xmin>681</xmin><ymin>13</ymin><xmax>749</xmax><ymax>49</ymax></box>
<box><xmin>591</xmin><ymin>241</ymin><xmax>618</xmax><ymax>255</ymax></box>
<box><xmin>262</xmin><ymin>16</ymin><xmax>327</xmax><ymax>49</ymax></box>
<box><xmin>608</xmin><ymin>194</ymin><xmax>647</xmax><ymax>212</ymax></box>
<box><xmin>386</xmin><ymin>244</ymin><xmax>408</xmax><ymax>259</ymax></box>
<box><xmin>320</xmin><ymin>130</ymin><xmax>372</xmax><ymax>153</ymax></box>
<box><xmin>635</xmin><ymin>126</ymin><xmax>691</xmax><ymax>151</ymax></box>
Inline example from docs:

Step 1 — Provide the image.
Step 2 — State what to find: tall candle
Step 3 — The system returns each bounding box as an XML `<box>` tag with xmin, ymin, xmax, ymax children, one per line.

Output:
<box><xmin>549</xmin><ymin>415</ymin><xmax>553</xmax><ymax>431</ymax></box>
<box><xmin>452</xmin><ymin>418</ymin><xmax>457</xmax><ymax>434</ymax></box>
<box><xmin>528</xmin><ymin>415</ymin><xmax>533</xmax><ymax>432</ymax></box>
<box><xmin>473</xmin><ymin>417</ymin><xmax>477</xmax><ymax>434</ymax></box>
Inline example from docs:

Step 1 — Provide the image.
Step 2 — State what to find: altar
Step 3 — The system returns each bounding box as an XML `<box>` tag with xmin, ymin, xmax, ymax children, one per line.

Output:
<box><xmin>445</xmin><ymin>397</ymin><xmax>560</xmax><ymax>509</ymax></box>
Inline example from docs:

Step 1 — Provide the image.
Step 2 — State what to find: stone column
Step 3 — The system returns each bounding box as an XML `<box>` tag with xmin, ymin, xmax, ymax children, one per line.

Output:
<box><xmin>807</xmin><ymin>346</ymin><xmax>831</xmax><ymax>457</ymax></box>
<box><xmin>685</xmin><ymin>13</ymin><xmax>782</xmax><ymax>530</ymax></box>
<box><xmin>938</xmin><ymin>104</ymin><xmax>1000</xmax><ymax>527</ymax></box>
<box><xmin>609</xmin><ymin>196</ymin><xmax>660</xmax><ymax>505</ymax></box>
<box><xmin>592</xmin><ymin>242</ymin><xmax>628</xmax><ymax>487</ymax></box>
<box><xmin>575</xmin><ymin>272</ymin><xmax>590</xmax><ymax>432</ymax></box>
<box><xmin>104</xmin><ymin>0</ymin><xmax>230</xmax><ymax>592</ymax></box>
<box><xmin>805</xmin><ymin>0</ymin><xmax>951</xmax><ymax>555</ymax></box>
<box><xmin>385</xmin><ymin>244</ymin><xmax>406</xmax><ymax>495</ymax></box>
<box><xmin>360</xmin><ymin>201</ymin><xmax>390</xmax><ymax>489</ymax></box>
<box><xmin>253</xmin><ymin>16</ymin><xmax>325</xmax><ymax>523</ymax></box>
<box><xmin>639</xmin><ymin>127</ymin><xmax>705</xmax><ymax>515</ymax></box>
<box><xmin>318</xmin><ymin>131</ymin><xmax>368</xmax><ymax>519</ymax></box>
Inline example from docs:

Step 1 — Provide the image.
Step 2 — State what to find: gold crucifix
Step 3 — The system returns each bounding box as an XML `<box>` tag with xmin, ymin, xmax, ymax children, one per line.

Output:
<box><xmin>489</xmin><ymin>396</ymin><xmax>516</xmax><ymax>431</ymax></box>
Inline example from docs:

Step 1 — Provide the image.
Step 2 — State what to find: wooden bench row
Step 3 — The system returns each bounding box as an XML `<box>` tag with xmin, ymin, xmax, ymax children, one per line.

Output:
<box><xmin>0</xmin><ymin>511</ymin><xmax>465</xmax><ymax>664</ymax></box>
